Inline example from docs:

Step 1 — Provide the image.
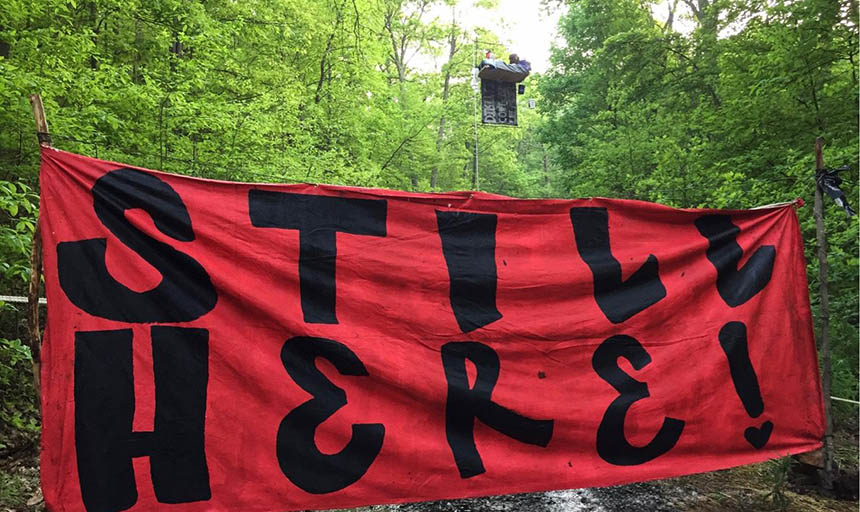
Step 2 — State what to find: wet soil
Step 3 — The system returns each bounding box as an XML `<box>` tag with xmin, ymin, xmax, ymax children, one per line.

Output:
<box><xmin>361</xmin><ymin>482</ymin><xmax>698</xmax><ymax>512</ymax></box>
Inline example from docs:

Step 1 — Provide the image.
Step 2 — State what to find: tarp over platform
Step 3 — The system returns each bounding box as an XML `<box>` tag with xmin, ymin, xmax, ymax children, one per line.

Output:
<box><xmin>478</xmin><ymin>59</ymin><xmax>530</xmax><ymax>82</ymax></box>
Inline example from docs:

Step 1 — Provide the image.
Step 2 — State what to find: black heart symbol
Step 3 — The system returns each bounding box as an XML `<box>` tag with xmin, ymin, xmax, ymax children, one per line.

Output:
<box><xmin>744</xmin><ymin>420</ymin><xmax>773</xmax><ymax>449</ymax></box>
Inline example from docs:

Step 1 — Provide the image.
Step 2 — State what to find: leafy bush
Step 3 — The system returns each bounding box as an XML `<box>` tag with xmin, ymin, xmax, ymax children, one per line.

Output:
<box><xmin>0</xmin><ymin>335</ymin><xmax>38</xmax><ymax>451</ymax></box>
<box><xmin>0</xmin><ymin>180</ymin><xmax>39</xmax><ymax>452</ymax></box>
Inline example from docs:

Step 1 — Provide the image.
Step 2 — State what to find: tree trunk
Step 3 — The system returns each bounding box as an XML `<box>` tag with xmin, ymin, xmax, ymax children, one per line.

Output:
<box><xmin>89</xmin><ymin>3</ymin><xmax>98</xmax><ymax>70</ymax></box>
<box><xmin>664</xmin><ymin>0</ymin><xmax>679</xmax><ymax>33</ymax></box>
<box><xmin>813</xmin><ymin>137</ymin><xmax>835</xmax><ymax>491</ymax></box>
<box><xmin>684</xmin><ymin>0</ymin><xmax>721</xmax><ymax>106</ymax></box>
<box><xmin>431</xmin><ymin>13</ymin><xmax>458</xmax><ymax>189</ymax></box>
<box><xmin>0</xmin><ymin>24</ymin><xmax>9</xmax><ymax>59</ymax></box>
<box><xmin>543</xmin><ymin>152</ymin><xmax>549</xmax><ymax>186</ymax></box>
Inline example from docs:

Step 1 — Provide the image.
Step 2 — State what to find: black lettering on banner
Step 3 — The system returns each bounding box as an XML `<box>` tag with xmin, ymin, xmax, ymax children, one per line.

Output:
<box><xmin>276</xmin><ymin>337</ymin><xmax>385</xmax><ymax>493</ymax></box>
<box><xmin>57</xmin><ymin>168</ymin><xmax>217</xmax><ymax>322</ymax></box>
<box><xmin>441</xmin><ymin>342</ymin><xmax>554</xmax><ymax>478</ymax></box>
<box><xmin>718</xmin><ymin>322</ymin><xmax>773</xmax><ymax>449</ymax></box>
<box><xmin>592</xmin><ymin>335</ymin><xmax>684</xmax><ymax>465</ymax></box>
<box><xmin>75</xmin><ymin>327</ymin><xmax>210</xmax><ymax>512</ymax></box>
<box><xmin>436</xmin><ymin>211</ymin><xmax>502</xmax><ymax>332</ymax></box>
<box><xmin>694</xmin><ymin>215</ymin><xmax>775</xmax><ymax>307</ymax></box>
<box><xmin>569</xmin><ymin>207</ymin><xmax>666</xmax><ymax>323</ymax></box>
<box><xmin>249</xmin><ymin>191</ymin><xmax>387</xmax><ymax>324</ymax></box>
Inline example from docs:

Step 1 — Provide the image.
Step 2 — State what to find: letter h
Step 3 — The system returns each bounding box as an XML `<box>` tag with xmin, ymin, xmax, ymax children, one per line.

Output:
<box><xmin>74</xmin><ymin>327</ymin><xmax>210</xmax><ymax>512</ymax></box>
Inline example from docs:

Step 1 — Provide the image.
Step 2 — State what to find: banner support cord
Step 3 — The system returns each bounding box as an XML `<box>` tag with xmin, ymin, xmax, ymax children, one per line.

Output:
<box><xmin>27</xmin><ymin>93</ymin><xmax>48</xmax><ymax>409</ymax></box>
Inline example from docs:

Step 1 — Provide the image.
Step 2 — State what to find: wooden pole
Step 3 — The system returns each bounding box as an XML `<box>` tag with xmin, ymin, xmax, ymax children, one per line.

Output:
<box><xmin>27</xmin><ymin>94</ymin><xmax>48</xmax><ymax>405</ymax></box>
<box><xmin>813</xmin><ymin>136</ymin><xmax>835</xmax><ymax>491</ymax></box>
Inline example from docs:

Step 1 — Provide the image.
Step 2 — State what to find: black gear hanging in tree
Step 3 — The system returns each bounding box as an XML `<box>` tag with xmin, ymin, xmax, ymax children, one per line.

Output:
<box><xmin>816</xmin><ymin>165</ymin><xmax>855</xmax><ymax>217</ymax></box>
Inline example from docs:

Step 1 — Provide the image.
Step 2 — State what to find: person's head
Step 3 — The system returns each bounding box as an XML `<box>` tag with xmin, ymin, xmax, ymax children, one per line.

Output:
<box><xmin>509</xmin><ymin>53</ymin><xmax>520</xmax><ymax>64</ymax></box>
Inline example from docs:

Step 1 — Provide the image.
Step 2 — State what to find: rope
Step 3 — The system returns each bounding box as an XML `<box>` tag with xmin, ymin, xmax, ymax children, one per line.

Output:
<box><xmin>831</xmin><ymin>396</ymin><xmax>860</xmax><ymax>405</ymax></box>
<box><xmin>0</xmin><ymin>295</ymin><xmax>46</xmax><ymax>305</ymax></box>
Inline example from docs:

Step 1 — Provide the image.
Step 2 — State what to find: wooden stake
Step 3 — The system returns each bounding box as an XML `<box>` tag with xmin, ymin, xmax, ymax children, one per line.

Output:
<box><xmin>27</xmin><ymin>94</ymin><xmax>48</xmax><ymax>405</ymax></box>
<box><xmin>29</xmin><ymin>94</ymin><xmax>51</xmax><ymax>146</ymax></box>
<box><xmin>813</xmin><ymin>136</ymin><xmax>835</xmax><ymax>490</ymax></box>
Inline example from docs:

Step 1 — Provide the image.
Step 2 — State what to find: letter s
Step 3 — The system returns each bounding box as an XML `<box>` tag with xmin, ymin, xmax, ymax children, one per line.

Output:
<box><xmin>58</xmin><ymin>168</ymin><xmax>216</xmax><ymax>322</ymax></box>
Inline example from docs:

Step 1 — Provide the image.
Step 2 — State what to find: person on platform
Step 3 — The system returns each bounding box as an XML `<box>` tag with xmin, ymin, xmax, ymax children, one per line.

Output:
<box><xmin>507</xmin><ymin>53</ymin><xmax>531</xmax><ymax>74</ymax></box>
<box><xmin>477</xmin><ymin>52</ymin><xmax>531</xmax><ymax>83</ymax></box>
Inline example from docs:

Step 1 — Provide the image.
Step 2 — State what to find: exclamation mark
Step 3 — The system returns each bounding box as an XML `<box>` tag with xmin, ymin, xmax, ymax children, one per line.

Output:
<box><xmin>718</xmin><ymin>321</ymin><xmax>773</xmax><ymax>449</ymax></box>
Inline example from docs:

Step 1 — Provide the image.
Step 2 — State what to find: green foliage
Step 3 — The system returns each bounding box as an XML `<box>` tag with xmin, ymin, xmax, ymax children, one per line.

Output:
<box><xmin>540</xmin><ymin>0</ymin><xmax>859</xmax><ymax>403</ymax></box>
<box><xmin>0</xmin><ymin>461</ymin><xmax>41</xmax><ymax>511</ymax></box>
<box><xmin>0</xmin><ymin>335</ymin><xmax>38</xmax><ymax>448</ymax></box>
<box><xmin>0</xmin><ymin>179</ymin><xmax>39</xmax><ymax>448</ymax></box>
<box><xmin>0</xmin><ymin>0</ymin><xmax>552</xmax><ymax>189</ymax></box>
<box><xmin>763</xmin><ymin>456</ymin><xmax>792</xmax><ymax>511</ymax></box>
<box><xmin>0</xmin><ymin>469</ymin><xmax>30</xmax><ymax>506</ymax></box>
<box><xmin>0</xmin><ymin>181</ymin><xmax>38</xmax><ymax>283</ymax></box>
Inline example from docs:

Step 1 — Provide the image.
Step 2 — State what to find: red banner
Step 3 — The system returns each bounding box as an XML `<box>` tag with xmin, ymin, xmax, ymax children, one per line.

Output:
<box><xmin>39</xmin><ymin>148</ymin><xmax>824</xmax><ymax>512</ymax></box>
